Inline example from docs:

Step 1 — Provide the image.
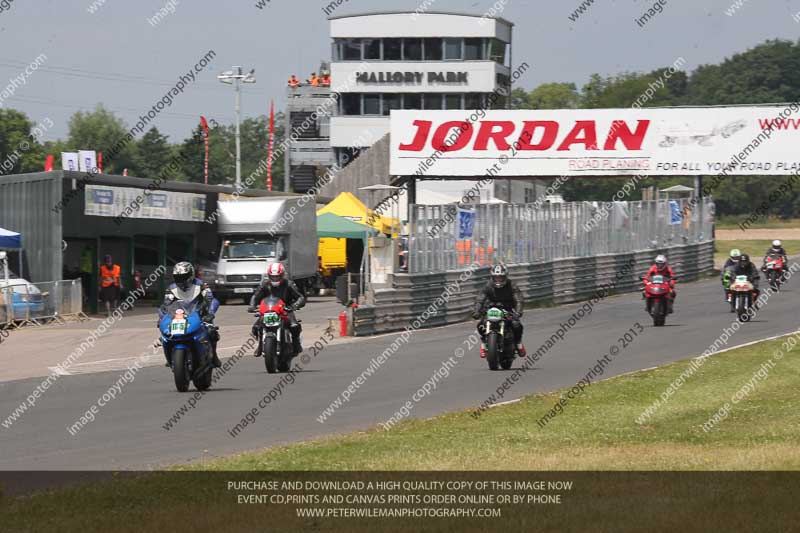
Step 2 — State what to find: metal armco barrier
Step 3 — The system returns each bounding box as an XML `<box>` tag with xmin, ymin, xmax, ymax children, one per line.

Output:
<box><xmin>0</xmin><ymin>279</ymin><xmax>87</xmax><ymax>331</ymax></box>
<box><xmin>352</xmin><ymin>241</ymin><xmax>714</xmax><ymax>337</ymax></box>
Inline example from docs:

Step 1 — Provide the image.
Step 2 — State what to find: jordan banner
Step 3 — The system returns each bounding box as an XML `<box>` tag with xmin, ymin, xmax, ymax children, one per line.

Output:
<box><xmin>390</xmin><ymin>105</ymin><xmax>800</xmax><ymax>177</ymax></box>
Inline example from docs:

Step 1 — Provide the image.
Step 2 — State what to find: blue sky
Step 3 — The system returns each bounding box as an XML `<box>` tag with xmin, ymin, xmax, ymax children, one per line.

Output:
<box><xmin>0</xmin><ymin>0</ymin><xmax>797</xmax><ymax>143</ymax></box>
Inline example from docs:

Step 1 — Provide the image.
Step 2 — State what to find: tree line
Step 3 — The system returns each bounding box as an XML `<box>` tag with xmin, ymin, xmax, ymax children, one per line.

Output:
<box><xmin>0</xmin><ymin>105</ymin><xmax>285</xmax><ymax>190</ymax></box>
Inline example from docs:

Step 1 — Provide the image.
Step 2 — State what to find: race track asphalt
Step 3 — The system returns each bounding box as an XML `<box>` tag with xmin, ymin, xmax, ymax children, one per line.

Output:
<box><xmin>1</xmin><ymin>271</ymin><xmax>797</xmax><ymax>470</ymax></box>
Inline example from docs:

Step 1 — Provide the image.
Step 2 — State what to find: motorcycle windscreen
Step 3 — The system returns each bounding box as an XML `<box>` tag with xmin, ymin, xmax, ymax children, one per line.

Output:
<box><xmin>160</xmin><ymin>299</ymin><xmax>202</xmax><ymax>334</ymax></box>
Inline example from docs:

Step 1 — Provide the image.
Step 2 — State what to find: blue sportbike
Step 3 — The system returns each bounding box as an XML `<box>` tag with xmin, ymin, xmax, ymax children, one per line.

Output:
<box><xmin>159</xmin><ymin>298</ymin><xmax>215</xmax><ymax>392</ymax></box>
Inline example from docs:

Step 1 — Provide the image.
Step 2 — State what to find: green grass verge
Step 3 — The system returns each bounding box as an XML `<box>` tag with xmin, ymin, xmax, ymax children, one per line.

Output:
<box><xmin>715</xmin><ymin>216</ymin><xmax>800</xmax><ymax>230</ymax></box>
<box><xmin>2</xmin><ymin>335</ymin><xmax>800</xmax><ymax>531</ymax></box>
<box><xmin>713</xmin><ymin>240</ymin><xmax>800</xmax><ymax>265</ymax></box>
<box><xmin>192</xmin><ymin>334</ymin><xmax>800</xmax><ymax>471</ymax></box>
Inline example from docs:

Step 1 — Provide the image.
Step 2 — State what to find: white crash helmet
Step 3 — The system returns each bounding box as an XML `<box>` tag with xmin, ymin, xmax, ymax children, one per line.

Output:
<box><xmin>267</xmin><ymin>262</ymin><xmax>285</xmax><ymax>288</ymax></box>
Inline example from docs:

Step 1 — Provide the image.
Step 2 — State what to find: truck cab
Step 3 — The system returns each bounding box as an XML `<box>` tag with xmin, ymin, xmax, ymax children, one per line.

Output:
<box><xmin>212</xmin><ymin>236</ymin><xmax>287</xmax><ymax>304</ymax></box>
<box><xmin>210</xmin><ymin>197</ymin><xmax>317</xmax><ymax>304</ymax></box>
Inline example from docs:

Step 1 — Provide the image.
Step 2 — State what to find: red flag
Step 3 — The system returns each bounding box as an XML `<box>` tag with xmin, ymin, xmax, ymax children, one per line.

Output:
<box><xmin>200</xmin><ymin>116</ymin><xmax>210</xmax><ymax>185</ymax></box>
<box><xmin>267</xmin><ymin>101</ymin><xmax>274</xmax><ymax>191</ymax></box>
<box><xmin>97</xmin><ymin>152</ymin><xmax>103</xmax><ymax>172</ymax></box>
<box><xmin>44</xmin><ymin>155</ymin><xmax>54</xmax><ymax>172</ymax></box>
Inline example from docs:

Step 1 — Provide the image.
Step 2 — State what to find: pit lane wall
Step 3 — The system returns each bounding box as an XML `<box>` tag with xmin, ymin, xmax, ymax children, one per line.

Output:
<box><xmin>351</xmin><ymin>241</ymin><xmax>714</xmax><ymax>337</ymax></box>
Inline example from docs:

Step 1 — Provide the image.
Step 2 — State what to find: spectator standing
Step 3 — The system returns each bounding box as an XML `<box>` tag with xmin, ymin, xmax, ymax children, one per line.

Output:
<box><xmin>99</xmin><ymin>254</ymin><xmax>122</xmax><ymax>317</ymax></box>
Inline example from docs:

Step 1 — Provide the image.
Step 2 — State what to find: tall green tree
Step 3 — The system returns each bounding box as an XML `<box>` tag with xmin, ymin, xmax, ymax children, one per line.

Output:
<box><xmin>688</xmin><ymin>39</ymin><xmax>800</xmax><ymax>105</ymax></box>
<box><xmin>67</xmin><ymin>105</ymin><xmax>140</xmax><ymax>174</ymax></box>
<box><xmin>0</xmin><ymin>109</ymin><xmax>51</xmax><ymax>174</ymax></box>
<box><xmin>136</xmin><ymin>127</ymin><xmax>173</xmax><ymax>180</ymax></box>
<box><xmin>531</xmin><ymin>82</ymin><xmax>582</xmax><ymax>109</ymax></box>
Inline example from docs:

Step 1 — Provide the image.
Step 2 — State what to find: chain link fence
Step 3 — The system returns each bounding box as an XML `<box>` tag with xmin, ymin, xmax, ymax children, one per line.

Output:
<box><xmin>0</xmin><ymin>279</ymin><xmax>86</xmax><ymax>329</ymax></box>
<box><xmin>408</xmin><ymin>198</ymin><xmax>714</xmax><ymax>274</ymax></box>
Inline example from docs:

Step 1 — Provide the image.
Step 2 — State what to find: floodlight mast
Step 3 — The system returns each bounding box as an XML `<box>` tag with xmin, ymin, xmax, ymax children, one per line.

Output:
<box><xmin>218</xmin><ymin>66</ymin><xmax>256</xmax><ymax>189</ymax></box>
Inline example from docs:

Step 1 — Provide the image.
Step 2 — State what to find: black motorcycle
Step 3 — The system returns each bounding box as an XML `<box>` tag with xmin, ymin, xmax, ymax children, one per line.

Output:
<box><xmin>481</xmin><ymin>304</ymin><xmax>516</xmax><ymax>371</ymax></box>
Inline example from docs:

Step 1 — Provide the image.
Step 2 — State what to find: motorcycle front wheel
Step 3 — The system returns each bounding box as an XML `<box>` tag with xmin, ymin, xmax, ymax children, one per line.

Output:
<box><xmin>172</xmin><ymin>348</ymin><xmax>190</xmax><ymax>393</ymax></box>
<box><xmin>487</xmin><ymin>332</ymin><xmax>500</xmax><ymax>371</ymax></box>
<box><xmin>769</xmin><ymin>270</ymin><xmax>779</xmax><ymax>290</ymax></box>
<box><xmin>264</xmin><ymin>336</ymin><xmax>279</xmax><ymax>374</ymax></box>
<box><xmin>652</xmin><ymin>299</ymin><xmax>666</xmax><ymax>327</ymax></box>
<box><xmin>737</xmin><ymin>294</ymin><xmax>751</xmax><ymax>322</ymax></box>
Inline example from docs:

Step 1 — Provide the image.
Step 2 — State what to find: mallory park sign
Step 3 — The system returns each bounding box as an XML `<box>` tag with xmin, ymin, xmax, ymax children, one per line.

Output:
<box><xmin>356</xmin><ymin>71</ymin><xmax>469</xmax><ymax>85</ymax></box>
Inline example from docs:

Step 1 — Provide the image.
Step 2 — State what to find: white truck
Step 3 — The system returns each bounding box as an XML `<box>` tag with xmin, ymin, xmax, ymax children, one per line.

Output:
<box><xmin>211</xmin><ymin>197</ymin><xmax>318</xmax><ymax>304</ymax></box>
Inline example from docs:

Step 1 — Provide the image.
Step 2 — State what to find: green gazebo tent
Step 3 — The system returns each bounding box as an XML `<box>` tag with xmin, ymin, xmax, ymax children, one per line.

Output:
<box><xmin>316</xmin><ymin>213</ymin><xmax>377</xmax><ymax>240</ymax></box>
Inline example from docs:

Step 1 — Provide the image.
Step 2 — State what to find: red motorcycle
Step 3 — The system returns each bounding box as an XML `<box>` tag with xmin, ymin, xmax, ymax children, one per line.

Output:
<box><xmin>255</xmin><ymin>295</ymin><xmax>297</xmax><ymax>374</ymax></box>
<box><xmin>763</xmin><ymin>253</ymin><xmax>786</xmax><ymax>290</ymax></box>
<box><xmin>642</xmin><ymin>275</ymin><xmax>673</xmax><ymax>327</ymax></box>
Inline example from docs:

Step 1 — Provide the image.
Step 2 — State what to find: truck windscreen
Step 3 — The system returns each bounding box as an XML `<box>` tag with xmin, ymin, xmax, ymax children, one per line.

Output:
<box><xmin>222</xmin><ymin>240</ymin><xmax>276</xmax><ymax>259</ymax></box>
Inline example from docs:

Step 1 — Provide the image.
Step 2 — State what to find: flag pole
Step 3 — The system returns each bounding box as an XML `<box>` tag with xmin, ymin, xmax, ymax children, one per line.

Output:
<box><xmin>267</xmin><ymin>100</ymin><xmax>275</xmax><ymax>191</ymax></box>
<box><xmin>200</xmin><ymin>116</ymin><xmax>210</xmax><ymax>185</ymax></box>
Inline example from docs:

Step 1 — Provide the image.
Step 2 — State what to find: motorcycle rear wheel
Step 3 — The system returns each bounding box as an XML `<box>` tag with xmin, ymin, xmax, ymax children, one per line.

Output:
<box><xmin>278</xmin><ymin>352</ymin><xmax>292</xmax><ymax>373</ymax></box>
<box><xmin>193</xmin><ymin>366</ymin><xmax>213</xmax><ymax>391</ymax></box>
<box><xmin>487</xmin><ymin>332</ymin><xmax>500</xmax><ymax>371</ymax></box>
<box><xmin>172</xmin><ymin>348</ymin><xmax>190</xmax><ymax>393</ymax></box>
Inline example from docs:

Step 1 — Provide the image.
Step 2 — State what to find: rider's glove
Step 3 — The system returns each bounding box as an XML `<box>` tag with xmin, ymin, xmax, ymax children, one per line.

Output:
<box><xmin>247</xmin><ymin>307</ymin><xmax>256</xmax><ymax>314</ymax></box>
<box><xmin>471</xmin><ymin>311</ymin><xmax>481</xmax><ymax>320</ymax></box>
<box><xmin>285</xmin><ymin>305</ymin><xmax>294</xmax><ymax>313</ymax></box>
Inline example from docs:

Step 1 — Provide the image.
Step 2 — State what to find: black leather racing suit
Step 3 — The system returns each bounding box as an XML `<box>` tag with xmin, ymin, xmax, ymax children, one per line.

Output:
<box><xmin>473</xmin><ymin>280</ymin><xmax>524</xmax><ymax>345</ymax></box>
<box><xmin>249</xmin><ymin>279</ymin><xmax>306</xmax><ymax>355</ymax></box>
<box><xmin>731</xmin><ymin>262</ymin><xmax>761</xmax><ymax>301</ymax></box>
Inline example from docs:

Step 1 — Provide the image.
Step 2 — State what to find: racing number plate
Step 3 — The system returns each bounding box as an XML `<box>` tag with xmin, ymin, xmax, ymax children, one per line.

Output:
<box><xmin>263</xmin><ymin>312</ymin><xmax>281</xmax><ymax>326</ymax></box>
<box><xmin>170</xmin><ymin>319</ymin><xmax>187</xmax><ymax>335</ymax></box>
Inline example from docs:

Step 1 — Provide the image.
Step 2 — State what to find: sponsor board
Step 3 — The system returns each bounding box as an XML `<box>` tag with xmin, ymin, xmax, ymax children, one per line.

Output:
<box><xmin>84</xmin><ymin>185</ymin><xmax>206</xmax><ymax>222</ymax></box>
<box><xmin>390</xmin><ymin>107</ymin><xmax>800</xmax><ymax>177</ymax></box>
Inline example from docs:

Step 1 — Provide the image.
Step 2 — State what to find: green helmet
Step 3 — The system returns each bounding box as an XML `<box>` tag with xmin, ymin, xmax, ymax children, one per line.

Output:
<box><xmin>730</xmin><ymin>249</ymin><xmax>741</xmax><ymax>259</ymax></box>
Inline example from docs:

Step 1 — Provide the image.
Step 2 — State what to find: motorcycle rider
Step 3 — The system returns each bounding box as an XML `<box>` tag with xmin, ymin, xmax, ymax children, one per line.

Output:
<box><xmin>722</xmin><ymin>248</ymin><xmax>741</xmax><ymax>272</ymax></box>
<box><xmin>762</xmin><ymin>239</ymin><xmax>788</xmax><ymax>271</ymax></box>
<box><xmin>643</xmin><ymin>254</ymin><xmax>676</xmax><ymax>314</ymax></box>
<box><xmin>248</xmin><ymin>262</ymin><xmax>305</xmax><ymax>356</ymax></box>
<box><xmin>472</xmin><ymin>264</ymin><xmax>526</xmax><ymax>358</ymax></box>
<box><xmin>721</xmin><ymin>249</ymin><xmax>741</xmax><ymax>302</ymax></box>
<box><xmin>158</xmin><ymin>262</ymin><xmax>222</xmax><ymax>368</ymax></box>
<box><xmin>731</xmin><ymin>253</ymin><xmax>761</xmax><ymax>309</ymax></box>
